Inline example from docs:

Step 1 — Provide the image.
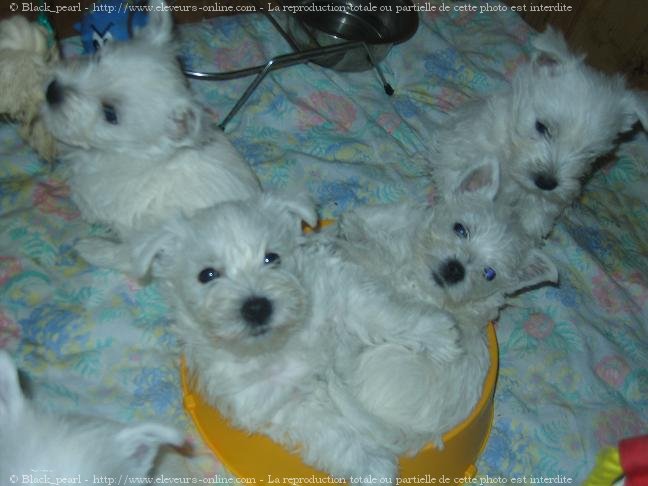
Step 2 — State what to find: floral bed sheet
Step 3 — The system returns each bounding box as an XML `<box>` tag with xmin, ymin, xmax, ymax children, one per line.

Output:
<box><xmin>1</xmin><ymin>1</ymin><xmax>647</xmax><ymax>482</ymax></box>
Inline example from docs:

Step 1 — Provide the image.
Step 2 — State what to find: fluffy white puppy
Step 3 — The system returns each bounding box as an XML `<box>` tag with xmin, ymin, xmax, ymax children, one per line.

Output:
<box><xmin>124</xmin><ymin>194</ymin><xmax>460</xmax><ymax>480</ymax></box>
<box><xmin>430</xmin><ymin>26</ymin><xmax>648</xmax><ymax>239</ymax></box>
<box><xmin>339</xmin><ymin>157</ymin><xmax>558</xmax><ymax>326</ymax></box>
<box><xmin>0</xmin><ymin>351</ymin><xmax>184</xmax><ymax>482</ymax></box>
<box><xmin>41</xmin><ymin>0</ymin><xmax>260</xmax><ymax>238</ymax></box>
<box><xmin>334</xmin><ymin>157</ymin><xmax>558</xmax><ymax>443</ymax></box>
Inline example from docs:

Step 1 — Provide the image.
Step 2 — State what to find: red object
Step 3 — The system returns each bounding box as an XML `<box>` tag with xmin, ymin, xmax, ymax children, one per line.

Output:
<box><xmin>619</xmin><ymin>434</ymin><xmax>648</xmax><ymax>486</ymax></box>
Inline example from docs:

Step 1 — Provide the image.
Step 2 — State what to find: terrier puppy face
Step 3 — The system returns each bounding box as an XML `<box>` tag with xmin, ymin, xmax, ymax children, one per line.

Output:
<box><xmin>41</xmin><ymin>0</ymin><xmax>200</xmax><ymax>155</ymax></box>
<box><xmin>418</xmin><ymin>197</ymin><xmax>521</xmax><ymax>305</ymax></box>
<box><xmin>170</xmin><ymin>210</ymin><xmax>307</xmax><ymax>350</ymax></box>
<box><xmin>0</xmin><ymin>351</ymin><xmax>183</xmax><ymax>479</ymax></box>
<box><xmin>131</xmin><ymin>195</ymin><xmax>318</xmax><ymax>353</ymax></box>
<box><xmin>415</xmin><ymin>194</ymin><xmax>554</xmax><ymax>313</ymax></box>
<box><xmin>432</xmin><ymin>27</ymin><xmax>647</xmax><ymax>240</ymax></box>
<box><xmin>426</xmin><ymin>160</ymin><xmax>556</xmax><ymax>312</ymax></box>
<box><xmin>340</xmin><ymin>158</ymin><xmax>557</xmax><ymax>319</ymax></box>
<box><xmin>503</xmin><ymin>27</ymin><xmax>647</xmax><ymax>209</ymax></box>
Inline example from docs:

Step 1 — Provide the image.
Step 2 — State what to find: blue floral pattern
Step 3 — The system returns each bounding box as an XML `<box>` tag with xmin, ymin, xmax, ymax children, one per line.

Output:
<box><xmin>1</xmin><ymin>1</ymin><xmax>647</xmax><ymax>481</ymax></box>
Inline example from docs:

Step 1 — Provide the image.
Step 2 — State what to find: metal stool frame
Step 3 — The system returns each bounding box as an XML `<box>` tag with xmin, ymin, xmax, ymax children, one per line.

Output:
<box><xmin>183</xmin><ymin>0</ymin><xmax>394</xmax><ymax>130</ymax></box>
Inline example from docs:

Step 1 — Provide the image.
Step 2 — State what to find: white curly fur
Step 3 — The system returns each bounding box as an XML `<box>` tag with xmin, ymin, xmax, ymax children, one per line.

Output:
<box><xmin>120</xmin><ymin>193</ymin><xmax>462</xmax><ymax>480</ymax></box>
<box><xmin>41</xmin><ymin>0</ymin><xmax>260</xmax><ymax>241</ymax></box>
<box><xmin>333</xmin><ymin>157</ymin><xmax>557</xmax><ymax>443</ymax></box>
<box><xmin>430</xmin><ymin>26</ymin><xmax>648</xmax><ymax>240</ymax></box>
<box><xmin>0</xmin><ymin>351</ymin><xmax>184</xmax><ymax>482</ymax></box>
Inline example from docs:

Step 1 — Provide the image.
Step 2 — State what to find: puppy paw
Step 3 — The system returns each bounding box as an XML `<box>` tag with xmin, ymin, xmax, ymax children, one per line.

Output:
<box><xmin>429</xmin><ymin>433</ymin><xmax>445</xmax><ymax>451</ymax></box>
<box><xmin>416</xmin><ymin>313</ymin><xmax>462</xmax><ymax>362</ymax></box>
<box><xmin>319</xmin><ymin>443</ymin><xmax>397</xmax><ymax>483</ymax></box>
<box><xmin>348</xmin><ymin>455</ymin><xmax>397</xmax><ymax>484</ymax></box>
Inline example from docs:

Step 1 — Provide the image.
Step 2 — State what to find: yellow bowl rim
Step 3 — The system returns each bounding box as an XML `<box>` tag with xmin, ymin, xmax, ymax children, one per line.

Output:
<box><xmin>180</xmin><ymin>322</ymin><xmax>498</xmax><ymax>467</ymax></box>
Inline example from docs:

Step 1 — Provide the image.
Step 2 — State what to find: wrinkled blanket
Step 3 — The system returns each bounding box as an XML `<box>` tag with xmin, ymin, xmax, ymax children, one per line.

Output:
<box><xmin>1</xmin><ymin>1</ymin><xmax>646</xmax><ymax>481</ymax></box>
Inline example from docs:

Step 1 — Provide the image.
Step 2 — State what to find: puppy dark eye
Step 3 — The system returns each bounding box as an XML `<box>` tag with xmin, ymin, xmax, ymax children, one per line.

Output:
<box><xmin>453</xmin><ymin>223</ymin><xmax>469</xmax><ymax>239</ymax></box>
<box><xmin>264</xmin><ymin>253</ymin><xmax>281</xmax><ymax>265</ymax></box>
<box><xmin>483</xmin><ymin>267</ymin><xmax>497</xmax><ymax>281</ymax></box>
<box><xmin>102</xmin><ymin>103</ymin><xmax>118</xmax><ymax>124</ymax></box>
<box><xmin>535</xmin><ymin>120</ymin><xmax>550</xmax><ymax>137</ymax></box>
<box><xmin>198</xmin><ymin>267</ymin><xmax>220</xmax><ymax>284</ymax></box>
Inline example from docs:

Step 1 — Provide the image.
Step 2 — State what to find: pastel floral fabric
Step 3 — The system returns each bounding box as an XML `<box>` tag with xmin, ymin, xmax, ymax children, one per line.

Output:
<box><xmin>0</xmin><ymin>1</ymin><xmax>646</xmax><ymax>481</ymax></box>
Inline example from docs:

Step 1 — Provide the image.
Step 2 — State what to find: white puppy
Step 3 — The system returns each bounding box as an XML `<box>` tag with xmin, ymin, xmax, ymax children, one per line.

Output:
<box><xmin>339</xmin><ymin>157</ymin><xmax>558</xmax><ymax>326</ymax></box>
<box><xmin>41</xmin><ymin>0</ymin><xmax>260</xmax><ymax>239</ymax></box>
<box><xmin>430</xmin><ymin>26</ymin><xmax>648</xmax><ymax>239</ymax></box>
<box><xmin>334</xmin><ymin>158</ymin><xmax>558</xmax><ymax>443</ymax></box>
<box><xmin>124</xmin><ymin>194</ymin><xmax>460</xmax><ymax>480</ymax></box>
<box><xmin>0</xmin><ymin>351</ymin><xmax>184</xmax><ymax>482</ymax></box>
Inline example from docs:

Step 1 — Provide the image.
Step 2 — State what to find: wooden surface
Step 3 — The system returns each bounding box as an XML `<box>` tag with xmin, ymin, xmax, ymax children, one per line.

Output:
<box><xmin>503</xmin><ymin>0</ymin><xmax>648</xmax><ymax>90</ymax></box>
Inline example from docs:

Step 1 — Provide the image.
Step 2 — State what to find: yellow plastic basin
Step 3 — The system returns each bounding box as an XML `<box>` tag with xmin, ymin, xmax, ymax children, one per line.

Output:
<box><xmin>181</xmin><ymin>323</ymin><xmax>498</xmax><ymax>481</ymax></box>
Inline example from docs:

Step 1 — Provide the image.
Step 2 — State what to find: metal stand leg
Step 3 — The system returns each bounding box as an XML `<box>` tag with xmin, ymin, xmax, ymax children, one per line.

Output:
<box><xmin>183</xmin><ymin>12</ymin><xmax>395</xmax><ymax>129</ymax></box>
<box><xmin>217</xmin><ymin>41</ymin><xmax>366</xmax><ymax>130</ymax></box>
<box><xmin>361</xmin><ymin>43</ymin><xmax>394</xmax><ymax>96</ymax></box>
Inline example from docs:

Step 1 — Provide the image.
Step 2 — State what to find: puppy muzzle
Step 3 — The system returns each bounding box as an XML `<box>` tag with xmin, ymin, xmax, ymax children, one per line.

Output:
<box><xmin>533</xmin><ymin>172</ymin><xmax>558</xmax><ymax>191</ymax></box>
<box><xmin>45</xmin><ymin>79</ymin><xmax>64</xmax><ymax>106</ymax></box>
<box><xmin>433</xmin><ymin>258</ymin><xmax>465</xmax><ymax>287</ymax></box>
<box><xmin>240</xmin><ymin>296</ymin><xmax>273</xmax><ymax>332</ymax></box>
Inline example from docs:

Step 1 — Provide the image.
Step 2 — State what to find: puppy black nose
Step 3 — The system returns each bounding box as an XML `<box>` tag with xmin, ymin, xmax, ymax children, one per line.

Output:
<box><xmin>440</xmin><ymin>259</ymin><xmax>465</xmax><ymax>285</ymax></box>
<box><xmin>46</xmin><ymin>80</ymin><xmax>64</xmax><ymax>106</ymax></box>
<box><xmin>534</xmin><ymin>173</ymin><xmax>558</xmax><ymax>191</ymax></box>
<box><xmin>241</xmin><ymin>296</ymin><xmax>273</xmax><ymax>328</ymax></box>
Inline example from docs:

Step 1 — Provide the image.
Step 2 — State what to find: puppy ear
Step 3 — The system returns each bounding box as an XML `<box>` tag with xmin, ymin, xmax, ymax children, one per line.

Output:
<box><xmin>260</xmin><ymin>192</ymin><xmax>319</xmax><ymax>233</ymax></box>
<box><xmin>128</xmin><ymin>224</ymin><xmax>182</xmax><ymax>279</ymax></box>
<box><xmin>76</xmin><ymin>237</ymin><xmax>134</xmax><ymax>274</ymax></box>
<box><xmin>0</xmin><ymin>351</ymin><xmax>25</xmax><ymax>421</ymax></box>
<box><xmin>531</xmin><ymin>26</ymin><xmax>583</xmax><ymax>75</ymax></box>
<box><xmin>454</xmin><ymin>157</ymin><xmax>500</xmax><ymax>201</ymax></box>
<box><xmin>169</xmin><ymin>102</ymin><xmax>201</xmax><ymax>145</ymax></box>
<box><xmin>508</xmin><ymin>248</ymin><xmax>558</xmax><ymax>294</ymax></box>
<box><xmin>134</xmin><ymin>0</ymin><xmax>173</xmax><ymax>46</ymax></box>
<box><xmin>76</xmin><ymin>232</ymin><xmax>177</xmax><ymax>280</ymax></box>
<box><xmin>532</xmin><ymin>26</ymin><xmax>576</xmax><ymax>65</ymax></box>
<box><xmin>619</xmin><ymin>89</ymin><xmax>648</xmax><ymax>133</ymax></box>
<box><xmin>113</xmin><ymin>423</ymin><xmax>185</xmax><ymax>476</ymax></box>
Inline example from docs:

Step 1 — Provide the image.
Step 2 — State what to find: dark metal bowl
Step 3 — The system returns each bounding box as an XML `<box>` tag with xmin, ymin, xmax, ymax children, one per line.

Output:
<box><xmin>285</xmin><ymin>0</ymin><xmax>419</xmax><ymax>71</ymax></box>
